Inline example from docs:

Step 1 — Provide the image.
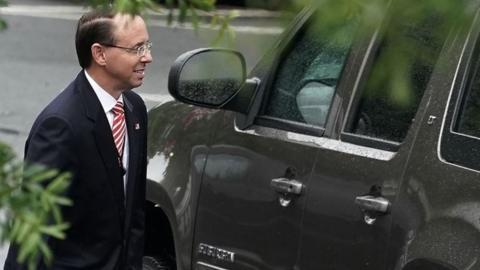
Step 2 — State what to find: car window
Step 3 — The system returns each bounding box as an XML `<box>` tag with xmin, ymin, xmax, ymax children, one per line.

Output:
<box><xmin>347</xmin><ymin>16</ymin><xmax>446</xmax><ymax>144</ymax></box>
<box><xmin>455</xmin><ymin>60</ymin><xmax>480</xmax><ymax>137</ymax></box>
<box><xmin>441</xmin><ymin>38</ymin><xmax>480</xmax><ymax>171</ymax></box>
<box><xmin>262</xmin><ymin>14</ymin><xmax>355</xmax><ymax>128</ymax></box>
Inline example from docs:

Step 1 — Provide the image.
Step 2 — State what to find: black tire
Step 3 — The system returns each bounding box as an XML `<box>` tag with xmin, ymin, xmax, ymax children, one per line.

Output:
<box><xmin>142</xmin><ymin>255</ymin><xmax>175</xmax><ymax>270</ymax></box>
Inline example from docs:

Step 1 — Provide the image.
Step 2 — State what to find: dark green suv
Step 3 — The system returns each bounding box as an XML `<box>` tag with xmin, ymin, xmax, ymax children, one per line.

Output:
<box><xmin>142</xmin><ymin>2</ymin><xmax>480</xmax><ymax>270</ymax></box>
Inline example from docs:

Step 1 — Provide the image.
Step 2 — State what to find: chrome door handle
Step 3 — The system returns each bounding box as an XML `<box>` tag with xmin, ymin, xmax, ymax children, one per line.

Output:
<box><xmin>355</xmin><ymin>195</ymin><xmax>390</xmax><ymax>213</ymax></box>
<box><xmin>271</xmin><ymin>178</ymin><xmax>304</xmax><ymax>207</ymax></box>
<box><xmin>270</xmin><ymin>178</ymin><xmax>304</xmax><ymax>195</ymax></box>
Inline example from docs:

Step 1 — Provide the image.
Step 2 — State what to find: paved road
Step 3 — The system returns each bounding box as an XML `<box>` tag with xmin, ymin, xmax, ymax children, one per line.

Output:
<box><xmin>0</xmin><ymin>1</ymin><xmax>284</xmax><ymax>267</ymax></box>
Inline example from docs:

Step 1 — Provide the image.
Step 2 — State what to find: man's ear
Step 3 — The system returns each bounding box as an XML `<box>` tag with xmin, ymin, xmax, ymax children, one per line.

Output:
<box><xmin>91</xmin><ymin>43</ymin><xmax>107</xmax><ymax>66</ymax></box>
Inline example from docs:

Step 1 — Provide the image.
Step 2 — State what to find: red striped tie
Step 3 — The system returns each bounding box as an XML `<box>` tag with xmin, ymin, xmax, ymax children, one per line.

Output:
<box><xmin>112</xmin><ymin>100</ymin><xmax>126</xmax><ymax>158</ymax></box>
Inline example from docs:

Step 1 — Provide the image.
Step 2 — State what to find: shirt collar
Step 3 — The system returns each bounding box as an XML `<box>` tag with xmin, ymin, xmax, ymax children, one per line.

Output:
<box><xmin>84</xmin><ymin>70</ymin><xmax>123</xmax><ymax>113</ymax></box>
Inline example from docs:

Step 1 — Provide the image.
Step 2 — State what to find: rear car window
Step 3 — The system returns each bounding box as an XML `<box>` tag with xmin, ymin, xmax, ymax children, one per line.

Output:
<box><xmin>455</xmin><ymin>61</ymin><xmax>480</xmax><ymax>137</ymax></box>
<box><xmin>441</xmin><ymin>31</ymin><xmax>480</xmax><ymax>171</ymax></box>
<box><xmin>346</xmin><ymin>14</ymin><xmax>446</xmax><ymax>145</ymax></box>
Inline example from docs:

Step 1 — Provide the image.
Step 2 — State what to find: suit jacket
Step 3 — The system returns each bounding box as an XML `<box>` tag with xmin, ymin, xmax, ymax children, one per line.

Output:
<box><xmin>5</xmin><ymin>71</ymin><xmax>148</xmax><ymax>270</ymax></box>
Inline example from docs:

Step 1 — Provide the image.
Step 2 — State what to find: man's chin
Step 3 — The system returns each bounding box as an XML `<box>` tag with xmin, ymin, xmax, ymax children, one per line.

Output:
<box><xmin>129</xmin><ymin>81</ymin><xmax>143</xmax><ymax>90</ymax></box>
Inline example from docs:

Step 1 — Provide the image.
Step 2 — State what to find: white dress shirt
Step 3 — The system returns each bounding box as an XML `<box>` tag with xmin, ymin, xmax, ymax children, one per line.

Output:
<box><xmin>85</xmin><ymin>70</ymin><xmax>129</xmax><ymax>193</ymax></box>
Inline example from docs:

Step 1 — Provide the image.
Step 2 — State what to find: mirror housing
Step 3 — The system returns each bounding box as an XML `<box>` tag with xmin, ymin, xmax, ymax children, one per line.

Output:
<box><xmin>168</xmin><ymin>48</ymin><xmax>259</xmax><ymax>114</ymax></box>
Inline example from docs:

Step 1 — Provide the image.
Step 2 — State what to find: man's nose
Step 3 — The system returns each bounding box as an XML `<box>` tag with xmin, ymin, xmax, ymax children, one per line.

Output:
<box><xmin>141</xmin><ymin>50</ymin><xmax>153</xmax><ymax>63</ymax></box>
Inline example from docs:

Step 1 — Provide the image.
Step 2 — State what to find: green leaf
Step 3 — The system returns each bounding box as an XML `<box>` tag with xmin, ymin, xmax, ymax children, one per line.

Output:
<box><xmin>23</xmin><ymin>163</ymin><xmax>49</xmax><ymax>179</ymax></box>
<box><xmin>28</xmin><ymin>169</ymin><xmax>59</xmax><ymax>183</ymax></box>
<box><xmin>0</xmin><ymin>142</ymin><xmax>14</xmax><ymax>165</ymax></box>
<box><xmin>52</xmin><ymin>206</ymin><xmax>63</xmax><ymax>224</ymax></box>
<box><xmin>190</xmin><ymin>7</ymin><xmax>199</xmax><ymax>34</ymax></box>
<box><xmin>9</xmin><ymin>220</ymin><xmax>22</xmax><ymax>239</ymax></box>
<box><xmin>210</xmin><ymin>14</ymin><xmax>219</xmax><ymax>27</ymax></box>
<box><xmin>18</xmin><ymin>233</ymin><xmax>40</xmax><ymax>263</ymax></box>
<box><xmin>38</xmin><ymin>240</ymin><xmax>53</xmax><ymax>265</ymax></box>
<box><xmin>46</xmin><ymin>175</ymin><xmax>69</xmax><ymax>193</ymax></box>
<box><xmin>15</xmin><ymin>222</ymin><xmax>32</xmax><ymax>243</ymax></box>
<box><xmin>179</xmin><ymin>0</ymin><xmax>188</xmax><ymax>23</ymax></box>
<box><xmin>191</xmin><ymin>0</ymin><xmax>215</xmax><ymax>11</ymax></box>
<box><xmin>39</xmin><ymin>223</ymin><xmax>69</xmax><ymax>239</ymax></box>
<box><xmin>51</xmin><ymin>195</ymin><xmax>73</xmax><ymax>206</ymax></box>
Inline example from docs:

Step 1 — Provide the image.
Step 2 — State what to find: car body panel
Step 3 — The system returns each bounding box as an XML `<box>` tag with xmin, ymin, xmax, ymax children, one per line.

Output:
<box><xmin>146</xmin><ymin>101</ymin><xmax>222</xmax><ymax>270</ymax></box>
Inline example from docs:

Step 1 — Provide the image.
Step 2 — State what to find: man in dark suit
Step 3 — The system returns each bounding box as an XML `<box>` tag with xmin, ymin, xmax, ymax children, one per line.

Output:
<box><xmin>5</xmin><ymin>9</ymin><xmax>153</xmax><ymax>270</ymax></box>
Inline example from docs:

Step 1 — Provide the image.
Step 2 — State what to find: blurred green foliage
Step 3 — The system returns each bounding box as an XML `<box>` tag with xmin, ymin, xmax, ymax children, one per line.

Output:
<box><xmin>0</xmin><ymin>142</ymin><xmax>72</xmax><ymax>270</ymax></box>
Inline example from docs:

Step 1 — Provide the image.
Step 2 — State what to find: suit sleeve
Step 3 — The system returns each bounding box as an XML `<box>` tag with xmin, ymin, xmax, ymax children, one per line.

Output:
<box><xmin>25</xmin><ymin>115</ymin><xmax>77</xmax><ymax>181</ymax></box>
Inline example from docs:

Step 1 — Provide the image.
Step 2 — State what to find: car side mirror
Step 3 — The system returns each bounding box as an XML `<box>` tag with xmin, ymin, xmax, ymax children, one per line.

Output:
<box><xmin>168</xmin><ymin>48</ymin><xmax>259</xmax><ymax>114</ymax></box>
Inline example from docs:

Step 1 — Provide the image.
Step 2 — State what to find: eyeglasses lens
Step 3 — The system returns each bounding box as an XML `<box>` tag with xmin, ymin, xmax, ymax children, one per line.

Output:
<box><xmin>137</xmin><ymin>42</ymin><xmax>152</xmax><ymax>57</ymax></box>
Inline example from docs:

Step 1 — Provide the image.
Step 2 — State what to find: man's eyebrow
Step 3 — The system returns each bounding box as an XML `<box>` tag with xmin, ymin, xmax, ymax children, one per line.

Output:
<box><xmin>133</xmin><ymin>41</ymin><xmax>149</xmax><ymax>47</ymax></box>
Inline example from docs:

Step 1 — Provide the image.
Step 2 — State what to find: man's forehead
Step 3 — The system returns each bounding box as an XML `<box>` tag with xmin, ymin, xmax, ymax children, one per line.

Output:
<box><xmin>112</xmin><ymin>13</ymin><xmax>142</xmax><ymax>29</ymax></box>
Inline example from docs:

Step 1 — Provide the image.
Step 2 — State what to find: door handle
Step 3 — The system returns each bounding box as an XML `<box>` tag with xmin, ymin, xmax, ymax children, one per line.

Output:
<box><xmin>271</xmin><ymin>178</ymin><xmax>304</xmax><ymax>207</ymax></box>
<box><xmin>355</xmin><ymin>195</ymin><xmax>390</xmax><ymax>214</ymax></box>
<box><xmin>271</xmin><ymin>178</ymin><xmax>304</xmax><ymax>195</ymax></box>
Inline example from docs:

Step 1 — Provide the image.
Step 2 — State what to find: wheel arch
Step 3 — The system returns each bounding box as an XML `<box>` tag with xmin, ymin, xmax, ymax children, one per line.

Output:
<box><xmin>402</xmin><ymin>258</ymin><xmax>458</xmax><ymax>270</ymax></box>
<box><xmin>399</xmin><ymin>216</ymin><xmax>480</xmax><ymax>270</ymax></box>
<box><xmin>145</xmin><ymin>180</ymin><xmax>179</xmax><ymax>268</ymax></box>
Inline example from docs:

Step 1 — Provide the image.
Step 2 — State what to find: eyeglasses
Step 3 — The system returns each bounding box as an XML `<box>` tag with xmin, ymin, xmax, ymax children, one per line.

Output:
<box><xmin>101</xmin><ymin>41</ymin><xmax>152</xmax><ymax>57</ymax></box>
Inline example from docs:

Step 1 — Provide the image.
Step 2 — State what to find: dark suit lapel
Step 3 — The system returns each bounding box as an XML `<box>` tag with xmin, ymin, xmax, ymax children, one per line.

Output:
<box><xmin>123</xmin><ymin>95</ymin><xmax>140</xmax><ymax>233</ymax></box>
<box><xmin>77</xmin><ymin>72</ymin><xmax>126</xmax><ymax>225</ymax></box>
<box><xmin>92</xmin><ymin>111</ymin><xmax>126</xmax><ymax>206</ymax></box>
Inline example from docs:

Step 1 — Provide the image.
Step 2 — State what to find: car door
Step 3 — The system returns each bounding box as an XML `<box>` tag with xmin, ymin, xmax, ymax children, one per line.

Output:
<box><xmin>191</xmin><ymin>9</ymin><xmax>356</xmax><ymax>270</ymax></box>
<box><xmin>296</xmin><ymin>6</ymin><xmax>449</xmax><ymax>270</ymax></box>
